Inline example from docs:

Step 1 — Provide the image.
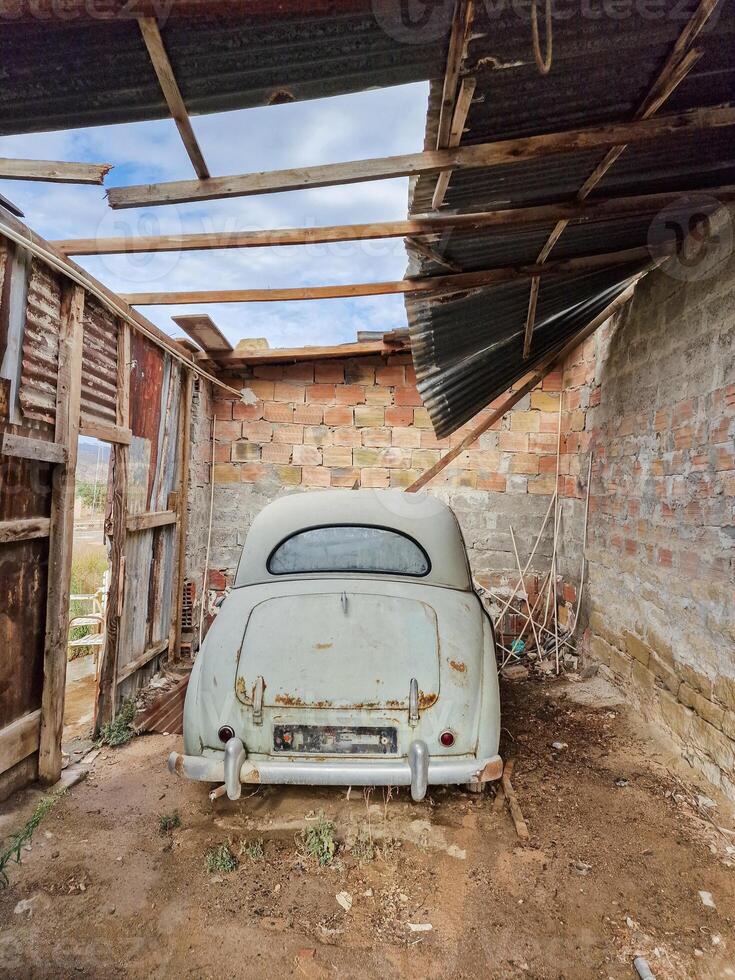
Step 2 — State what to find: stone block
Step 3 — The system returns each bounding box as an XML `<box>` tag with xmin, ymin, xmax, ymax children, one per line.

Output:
<box><xmin>631</xmin><ymin>660</ymin><xmax>656</xmax><ymax>698</ymax></box>
<box><xmin>714</xmin><ymin>676</ymin><xmax>735</xmax><ymax>712</ymax></box>
<box><xmin>659</xmin><ymin>690</ymin><xmax>694</xmax><ymax>741</ymax></box>
<box><xmin>649</xmin><ymin>653</ymin><xmax>680</xmax><ymax>696</ymax></box>
<box><xmin>623</xmin><ymin>630</ymin><xmax>651</xmax><ymax>667</ymax></box>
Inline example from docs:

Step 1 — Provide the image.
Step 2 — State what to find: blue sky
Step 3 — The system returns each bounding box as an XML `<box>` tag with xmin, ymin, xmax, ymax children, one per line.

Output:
<box><xmin>0</xmin><ymin>82</ymin><xmax>429</xmax><ymax>348</ymax></box>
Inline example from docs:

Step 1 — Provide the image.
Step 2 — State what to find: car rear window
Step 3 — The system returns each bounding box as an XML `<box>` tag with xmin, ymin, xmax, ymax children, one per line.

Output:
<box><xmin>267</xmin><ymin>525</ymin><xmax>430</xmax><ymax>576</ymax></box>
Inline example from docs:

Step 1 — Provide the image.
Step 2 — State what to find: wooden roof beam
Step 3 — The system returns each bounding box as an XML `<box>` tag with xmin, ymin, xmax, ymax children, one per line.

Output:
<box><xmin>120</xmin><ymin>244</ymin><xmax>662</xmax><ymax>306</ymax></box>
<box><xmin>436</xmin><ymin>0</ymin><xmax>475</xmax><ymax>149</ymax></box>
<box><xmin>433</xmin><ymin>75</ymin><xmax>477</xmax><ymax>210</ymax></box>
<box><xmin>0</xmin><ymin>158</ymin><xmax>111</xmax><ymax>184</ymax></box>
<box><xmin>521</xmin><ymin>0</ymin><xmax>720</xmax><ymax>357</ymax></box>
<box><xmin>138</xmin><ymin>16</ymin><xmax>210</xmax><ymax>179</ymax></box>
<box><xmin>53</xmin><ymin>184</ymin><xmax>735</xmax><ymax>255</ymax></box>
<box><xmin>171</xmin><ymin>313</ymin><xmax>233</xmax><ymax>353</ymax></box>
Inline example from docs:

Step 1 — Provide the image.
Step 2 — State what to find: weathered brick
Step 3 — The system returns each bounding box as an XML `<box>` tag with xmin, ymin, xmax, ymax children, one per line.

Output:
<box><xmin>213</xmin><ymin>463</ymin><xmax>240</xmax><ymax>484</ymax></box>
<box><xmin>511</xmin><ymin>411</ymin><xmax>540</xmax><ymax>433</ymax></box>
<box><xmin>510</xmin><ymin>453</ymin><xmax>539</xmax><ymax>475</ymax></box>
<box><xmin>273</xmin><ymin>381</ymin><xmax>306</xmax><ymax>403</ymax></box>
<box><xmin>240</xmin><ymin>463</ymin><xmax>274</xmax><ymax>484</ymax></box>
<box><xmin>623</xmin><ymin>631</ymin><xmax>651</xmax><ymax>667</ymax></box>
<box><xmin>353</xmin><ymin>446</ymin><xmax>381</xmax><ymax>467</ymax></box>
<box><xmin>293</xmin><ymin>404</ymin><xmax>324</xmax><ymax>425</ymax></box>
<box><xmin>476</xmin><ymin>472</ymin><xmax>506</xmax><ymax>492</ymax></box>
<box><xmin>231</xmin><ymin>441</ymin><xmax>261</xmax><ymax>462</ymax></box>
<box><xmin>413</xmin><ymin>408</ymin><xmax>432</xmax><ymax>428</ymax></box>
<box><xmin>261</xmin><ymin>443</ymin><xmax>292</xmax><ymax>464</ymax></box>
<box><xmin>306</xmin><ymin>383</ymin><xmax>336</xmax><ymax>404</ymax></box>
<box><xmin>303</xmin><ymin>425</ymin><xmax>331</xmax><ymax>447</ymax></box>
<box><xmin>241</xmin><ymin>420</ymin><xmax>272</xmax><ymax>443</ymax></box>
<box><xmin>411</xmin><ymin>449</ymin><xmax>440</xmax><ymax>469</ymax></box>
<box><xmin>381</xmin><ymin>447</ymin><xmax>411</xmax><ymax>469</ymax></box>
<box><xmin>282</xmin><ymin>363</ymin><xmax>314</xmax><ymax>382</ymax></box>
<box><xmin>527</xmin><ymin>475</ymin><xmax>555</xmax><ymax>494</ymax></box>
<box><xmin>390</xmin><ymin>468</ymin><xmax>422</xmax><ymax>488</ymax></box>
<box><xmin>242</xmin><ymin>379</ymin><xmax>275</xmax><ymax>401</ymax></box>
<box><xmin>322</xmin><ymin>446</ymin><xmax>353</xmax><ymax>468</ymax></box>
<box><xmin>393</xmin><ymin>427</ymin><xmax>421</xmax><ymax>448</ymax></box>
<box><xmin>335</xmin><ymin>385</ymin><xmax>366</xmax><ymax>405</ymax></box>
<box><xmin>360</xmin><ymin>467</ymin><xmax>390</xmax><ymax>488</ymax></box>
<box><xmin>330</xmin><ymin>467</ymin><xmax>360</xmax><ymax>487</ymax></box>
<box><xmin>376</xmin><ymin>365</ymin><xmax>405</xmax><ymax>385</ymax></box>
<box><xmin>530</xmin><ymin>390</ymin><xmax>560</xmax><ymax>412</ymax></box>
<box><xmin>274</xmin><ymin>465</ymin><xmax>301</xmax><ymax>485</ymax></box>
<box><xmin>214</xmin><ymin>419</ymin><xmax>242</xmax><ymax>440</ymax></box>
<box><xmin>293</xmin><ymin>444</ymin><xmax>322</xmax><ymax>466</ymax></box>
<box><xmin>364</xmin><ymin>386</ymin><xmax>393</xmax><ymax>406</ymax></box>
<box><xmin>395</xmin><ymin>386</ymin><xmax>422</xmax><ymax>407</ymax></box>
<box><xmin>333</xmin><ymin>427</ymin><xmax>362</xmax><ymax>447</ymax></box>
<box><xmin>498</xmin><ymin>431</ymin><xmax>529</xmax><ymax>452</ymax></box>
<box><xmin>315</xmin><ymin>362</ymin><xmax>345</xmax><ymax>383</ymax></box>
<box><xmin>362</xmin><ymin>427</ymin><xmax>391</xmax><ymax>447</ymax></box>
<box><xmin>233</xmin><ymin>400</ymin><xmax>264</xmax><ymax>421</ymax></box>
<box><xmin>344</xmin><ymin>361</ymin><xmax>376</xmax><ymax>385</ymax></box>
<box><xmin>272</xmin><ymin>423</ymin><xmax>303</xmax><ymax>445</ymax></box>
<box><xmin>301</xmin><ymin>465</ymin><xmax>330</xmax><ymax>487</ymax></box>
<box><xmin>324</xmin><ymin>406</ymin><xmax>353</xmax><ymax>426</ymax></box>
<box><xmin>385</xmin><ymin>406</ymin><xmax>414</xmax><ymax>427</ymax></box>
<box><xmin>263</xmin><ymin>401</ymin><xmax>294</xmax><ymax>424</ymax></box>
<box><xmin>354</xmin><ymin>405</ymin><xmax>385</xmax><ymax>427</ymax></box>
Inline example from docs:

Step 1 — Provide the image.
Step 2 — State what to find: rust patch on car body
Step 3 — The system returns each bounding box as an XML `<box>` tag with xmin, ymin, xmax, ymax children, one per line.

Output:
<box><xmin>418</xmin><ymin>691</ymin><xmax>438</xmax><ymax>709</ymax></box>
<box><xmin>477</xmin><ymin>757</ymin><xmax>504</xmax><ymax>783</ymax></box>
<box><xmin>275</xmin><ymin>693</ymin><xmax>305</xmax><ymax>706</ymax></box>
<box><xmin>449</xmin><ymin>660</ymin><xmax>466</xmax><ymax>673</ymax></box>
<box><xmin>313</xmin><ymin>642</ymin><xmax>333</xmax><ymax>651</ymax></box>
<box><xmin>242</xmin><ymin>765</ymin><xmax>260</xmax><ymax>783</ymax></box>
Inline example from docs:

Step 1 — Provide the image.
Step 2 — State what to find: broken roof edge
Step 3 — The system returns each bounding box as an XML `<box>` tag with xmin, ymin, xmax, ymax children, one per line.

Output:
<box><xmin>199</xmin><ymin>331</ymin><xmax>411</xmax><ymax>367</ymax></box>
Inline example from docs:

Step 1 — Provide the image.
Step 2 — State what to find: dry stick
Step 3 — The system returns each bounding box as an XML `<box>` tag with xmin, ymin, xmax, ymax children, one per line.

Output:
<box><xmin>552</xmin><ymin>390</ymin><xmax>563</xmax><ymax>674</ymax></box>
<box><xmin>199</xmin><ymin>416</ymin><xmax>216</xmax><ymax>644</ymax></box>
<box><xmin>570</xmin><ymin>453</ymin><xmax>594</xmax><ymax>634</ymax></box>
<box><xmin>501</xmin><ymin>760</ymin><xmax>530</xmax><ymax>840</ymax></box>
<box><xmin>496</xmin><ymin>491</ymin><xmax>557</xmax><ymax>623</ymax></box>
<box><xmin>509</xmin><ymin>525</ymin><xmax>542</xmax><ymax>654</ymax></box>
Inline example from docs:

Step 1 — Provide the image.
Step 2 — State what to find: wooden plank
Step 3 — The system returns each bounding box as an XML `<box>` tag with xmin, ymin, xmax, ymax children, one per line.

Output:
<box><xmin>502</xmin><ymin>760</ymin><xmax>530</xmax><ymax>840</ymax></box>
<box><xmin>405</xmin><ymin>236</ymin><xmax>462</xmax><ymax>272</ymax></box>
<box><xmin>106</xmin><ymin>105</ymin><xmax>735</xmax><ymax>209</ymax></box>
<box><xmin>171</xmin><ymin>369</ymin><xmax>193</xmax><ymax>661</ymax></box>
<box><xmin>137</xmin><ymin>17</ymin><xmax>210</xmax><ymax>180</ymax></box>
<box><xmin>406</xmin><ymin>272</ymin><xmax>650</xmax><ymax>492</ymax></box>
<box><xmin>435</xmin><ymin>0</ymin><xmax>474</xmax><ymax>149</ymax></box>
<box><xmin>0</xmin><ymin>710</ymin><xmax>41</xmax><ymax>777</ymax></box>
<box><xmin>433</xmin><ymin>75</ymin><xmax>477</xmax><ymax>210</ymax></box>
<box><xmin>117</xmin><ymin>320</ymin><xmax>131</xmax><ymax>429</ymax></box>
<box><xmin>211</xmin><ymin>340</ymin><xmax>401</xmax><ymax>366</ymax></box>
<box><xmin>171</xmin><ymin>314</ymin><xmax>232</xmax><ymax>353</ymax></box>
<box><xmin>126</xmin><ymin>509</ymin><xmax>177</xmax><ymax>532</ymax></box>
<box><xmin>38</xmin><ymin>284</ymin><xmax>85</xmax><ymax>784</ymax></box>
<box><xmin>116</xmin><ymin>638</ymin><xmax>169</xmax><ymax>685</ymax></box>
<box><xmin>121</xmin><ymin>245</ymin><xmax>657</xmax><ymax>305</ymax></box>
<box><xmin>2</xmin><ymin>432</ymin><xmax>67</xmax><ymax>464</ymax></box>
<box><xmin>52</xmin><ymin>184</ymin><xmax>735</xmax><ymax>255</ymax></box>
<box><xmin>0</xmin><ymin>517</ymin><xmax>50</xmax><ymax>544</ymax></box>
<box><xmin>0</xmin><ymin>158</ymin><xmax>111</xmax><ymax>184</ymax></box>
<box><xmin>522</xmin><ymin>276</ymin><xmax>540</xmax><ymax>360</ymax></box>
<box><xmin>79</xmin><ymin>416</ymin><xmax>132</xmax><ymax>445</ymax></box>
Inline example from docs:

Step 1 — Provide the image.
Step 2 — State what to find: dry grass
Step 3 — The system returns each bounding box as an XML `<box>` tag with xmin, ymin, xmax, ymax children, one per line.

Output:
<box><xmin>68</xmin><ymin>540</ymin><xmax>108</xmax><ymax>659</ymax></box>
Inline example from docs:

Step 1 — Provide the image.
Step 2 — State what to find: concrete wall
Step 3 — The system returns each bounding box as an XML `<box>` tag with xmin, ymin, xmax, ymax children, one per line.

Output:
<box><xmin>566</xmin><ymin>208</ymin><xmax>735</xmax><ymax>797</ymax></box>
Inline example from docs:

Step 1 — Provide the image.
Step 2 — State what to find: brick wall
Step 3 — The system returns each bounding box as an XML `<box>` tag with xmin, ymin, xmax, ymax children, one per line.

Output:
<box><xmin>559</xmin><ymin>207</ymin><xmax>735</xmax><ymax>798</ymax></box>
<box><xmin>190</xmin><ymin>351</ymin><xmax>565</xmax><ymax>605</ymax></box>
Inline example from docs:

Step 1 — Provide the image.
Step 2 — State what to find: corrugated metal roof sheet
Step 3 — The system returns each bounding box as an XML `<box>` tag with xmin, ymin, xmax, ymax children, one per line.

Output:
<box><xmin>406</xmin><ymin>0</ymin><xmax>735</xmax><ymax>435</ymax></box>
<box><xmin>0</xmin><ymin>2</ymin><xmax>447</xmax><ymax>136</ymax></box>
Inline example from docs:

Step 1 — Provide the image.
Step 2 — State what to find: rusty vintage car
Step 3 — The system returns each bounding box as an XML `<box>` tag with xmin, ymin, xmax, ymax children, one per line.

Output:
<box><xmin>168</xmin><ymin>489</ymin><xmax>502</xmax><ymax>801</ymax></box>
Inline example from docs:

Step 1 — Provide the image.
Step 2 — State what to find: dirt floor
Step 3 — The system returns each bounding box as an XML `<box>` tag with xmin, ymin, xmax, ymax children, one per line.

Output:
<box><xmin>1</xmin><ymin>673</ymin><xmax>734</xmax><ymax>979</ymax></box>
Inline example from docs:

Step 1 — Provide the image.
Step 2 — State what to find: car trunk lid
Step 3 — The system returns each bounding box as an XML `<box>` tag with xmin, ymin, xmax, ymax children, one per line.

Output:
<box><xmin>235</xmin><ymin>591</ymin><xmax>440</xmax><ymax>710</ymax></box>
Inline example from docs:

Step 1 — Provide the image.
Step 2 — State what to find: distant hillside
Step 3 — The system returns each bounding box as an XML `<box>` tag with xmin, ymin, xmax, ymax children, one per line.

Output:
<box><xmin>76</xmin><ymin>440</ymin><xmax>110</xmax><ymax>485</ymax></box>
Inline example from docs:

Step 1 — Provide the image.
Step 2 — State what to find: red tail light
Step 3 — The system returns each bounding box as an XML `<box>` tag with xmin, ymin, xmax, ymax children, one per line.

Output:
<box><xmin>218</xmin><ymin>726</ymin><xmax>235</xmax><ymax>743</ymax></box>
<box><xmin>439</xmin><ymin>730</ymin><xmax>455</xmax><ymax>747</ymax></box>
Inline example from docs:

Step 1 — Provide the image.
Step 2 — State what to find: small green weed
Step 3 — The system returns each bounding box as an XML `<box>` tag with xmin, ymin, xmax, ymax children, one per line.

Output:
<box><xmin>158</xmin><ymin>811</ymin><xmax>182</xmax><ymax>836</ymax></box>
<box><xmin>239</xmin><ymin>838</ymin><xmax>264</xmax><ymax>861</ymax></box>
<box><xmin>301</xmin><ymin>811</ymin><xmax>337</xmax><ymax>867</ymax></box>
<box><xmin>205</xmin><ymin>842</ymin><xmax>237</xmax><ymax>874</ymax></box>
<box><xmin>0</xmin><ymin>793</ymin><xmax>64</xmax><ymax>888</ymax></box>
<box><xmin>350</xmin><ymin>824</ymin><xmax>375</xmax><ymax>863</ymax></box>
<box><xmin>98</xmin><ymin>700</ymin><xmax>136</xmax><ymax>747</ymax></box>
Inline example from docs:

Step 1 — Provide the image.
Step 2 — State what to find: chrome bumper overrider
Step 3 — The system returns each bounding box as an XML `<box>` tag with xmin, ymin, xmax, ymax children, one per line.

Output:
<box><xmin>168</xmin><ymin>738</ymin><xmax>503</xmax><ymax>803</ymax></box>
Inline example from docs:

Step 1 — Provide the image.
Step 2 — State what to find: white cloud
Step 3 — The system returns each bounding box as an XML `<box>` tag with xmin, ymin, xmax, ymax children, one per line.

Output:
<box><xmin>0</xmin><ymin>82</ymin><xmax>428</xmax><ymax>348</ymax></box>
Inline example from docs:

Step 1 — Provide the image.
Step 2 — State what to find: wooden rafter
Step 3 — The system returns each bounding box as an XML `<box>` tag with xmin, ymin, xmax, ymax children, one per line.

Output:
<box><xmin>521</xmin><ymin>0</ymin><xmax>720</xmax><ymax>356</ymax></box>
<box><xmin>120</xmin><ymin>245</ymin><xmax>661</xmax><ymax>305</ymax></box>
<box><xmin>433</xmin><ymin>75</ymin><xmax>477</xmax><ymax>210</ymax></box>
<box><xmin>53</xmin><ymin>184</ymin><xmax>735</xmax><ymax>255</ymax></box>
<box><xmin>138</xmin><ymin>16</ymin><xmax>210</xmax><ymax>179</ymax></box>
<box><xmin>171</xmin><ymin>314</ymin><xmax>233</xmax><ymax>353</ymax></box>
<box><xmin>405</xmin><ymin>236</ymin><xmax>463</xmax><ymax>273</ymax></box>
<box><xmin>105</xmin><ymin>105</ymin><xmax>735</xmax><ymax>209</ymax></box>
<box><xmin>436</xmin><ymin>0</ymin><xmax>475</xmax><ymax>149</ymax></box>
<box><xmin>0</xmin><ymin>158</ymin><xmax>111</xmax><ymax>184</ymax></box>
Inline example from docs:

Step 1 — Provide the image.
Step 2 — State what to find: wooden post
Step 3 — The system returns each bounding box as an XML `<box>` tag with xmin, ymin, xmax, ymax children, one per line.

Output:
<box><xmin>171</xmin><ymin>369</ymin><xmax>193</xmax><ymax>661</ymax></box>
<box><xmin>38</xmin><ymin>283</ymin><xmax>84</xmax><ymax>783</ymax></box>
<box><xmin>95</xmin><ymin>319</ymin><xmax>130</xmax><ymax>730</ymax></box>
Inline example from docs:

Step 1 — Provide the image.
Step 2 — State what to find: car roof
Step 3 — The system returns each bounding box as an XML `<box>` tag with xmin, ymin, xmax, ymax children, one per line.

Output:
<box><xmin>234</xmin><ymin>489</ymin><xmax>472</xmax><ymax>590</ymax></box>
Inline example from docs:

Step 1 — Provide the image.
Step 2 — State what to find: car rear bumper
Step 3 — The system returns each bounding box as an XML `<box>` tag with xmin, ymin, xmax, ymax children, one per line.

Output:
<box><xmin>168</xmin><ymin>738</ymin><xmax>503</xmax><ymax>803</ymax></box>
